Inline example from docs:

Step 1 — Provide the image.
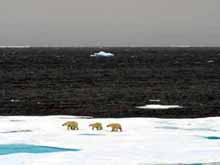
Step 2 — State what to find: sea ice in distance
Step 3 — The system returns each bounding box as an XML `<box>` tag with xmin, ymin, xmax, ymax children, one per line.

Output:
<box><xmin>90</xmin><ymin>51</ymin><xmax>114</xmax><ymax>57</ymax></box>
<box><xmin>136</xmin><ymin>104</ymin><xmax>183</xmax><ymax>109</ymax></box>
<box><xmin>149</xmin><ymin>99</ymin><xmax>161</xmax><ymax>102</ymax></box>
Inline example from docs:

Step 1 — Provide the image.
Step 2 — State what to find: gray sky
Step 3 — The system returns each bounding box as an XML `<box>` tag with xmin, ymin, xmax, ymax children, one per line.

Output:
<box><xmin>0</xmin><ymin>0</ymin><xmax>220</xmax><ymax>47</ymax></box>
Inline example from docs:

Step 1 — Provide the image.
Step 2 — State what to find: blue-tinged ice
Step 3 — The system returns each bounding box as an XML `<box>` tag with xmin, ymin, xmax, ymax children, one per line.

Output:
<box><xmin>0</xmin><ymin>144</ymin><xmax>80</xmax><ymax>155</ymax></box>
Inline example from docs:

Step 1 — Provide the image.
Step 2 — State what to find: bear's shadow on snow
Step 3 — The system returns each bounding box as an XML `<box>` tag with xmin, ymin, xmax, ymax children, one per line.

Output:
<box><xmin>10</xmin><ymin>120</ymin><xmax>25</xmax><ymax>122</ymax></box>
<box><xmin>0</xmin><ymin>130</ymin><xmax>32</xmax><ymax>134</ymax></box>
<box><xmin>79</xmin><ymin>133</ymin><xmax>104</xmax><ymax>136</ymax></box>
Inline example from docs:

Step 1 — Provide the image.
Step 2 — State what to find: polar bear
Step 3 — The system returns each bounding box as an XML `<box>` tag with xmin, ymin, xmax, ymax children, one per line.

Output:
<box><xmin>89</xmin><ymin>122</ymin><xmax>103</xmax><ymax>130</ymax></box>
<box><xmin>62</xmin><ymin>121</ymin><xmax>79</xmax><ymax>130</ymax></box>
<box><xmin>107</xmin><ymin>123</ymin><xmax>122</xmax><ymax>132</ymax></box>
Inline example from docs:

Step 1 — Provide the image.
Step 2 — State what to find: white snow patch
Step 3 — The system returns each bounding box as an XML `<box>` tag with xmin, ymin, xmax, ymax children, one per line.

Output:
<box><xmin>136</xmin><ymin>104</ymin><xmax>183</xmax><ymax>109</ymax></box>
<box><xmin>207</xmin><ymin>60</ymin><xmax>214</xmax><ymax>63</ymax></box>
<box><xmin>149</xmin><ymin>99</ymin><xmax>161</xmax><ymax>102</ymax></box>
<box><xmin>90</xmin><ymin>51</ymin><xmax>114</xmax><ymax>57</ymax></box>
<box><xmin>10</xmin><ymin>99</ymin><xmax>20</xmax><ymax>103</ymax></box>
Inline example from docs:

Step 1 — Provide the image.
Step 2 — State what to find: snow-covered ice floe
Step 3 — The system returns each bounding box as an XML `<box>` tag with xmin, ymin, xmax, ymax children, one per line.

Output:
<box><xmin>149</xmin><ymin>99</ymin><xmax>161</xmax><ymax>102</ymax></box>
<box><xmin>90</xmin><ymin>51</ymin><xmax>114</xmax><ymax>57</ymax></box>
<box><xmin>207</xmin><ymin>60</ymin><xmax>215</xmax><ymax>63</ymax></box>
<box><xmin>0</xmin><ymin>116</ymin><xmax>220</xmax><ymax>165</ymax></box>
<box><xmin>136</xmin><ymin>104</ymin><xmax>183</xmax><ymax>109</ymax></box>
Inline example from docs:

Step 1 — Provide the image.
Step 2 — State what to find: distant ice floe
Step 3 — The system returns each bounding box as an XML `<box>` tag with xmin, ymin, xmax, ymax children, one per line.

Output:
<box><xmin>90</xmin><ymin>51</ymin><xmax>114</xmax><ymax>57</ymax></box>
<box><xmin>149</xmin><ymin>99</ymin><xmax>160</xmax><ymax>102</ymax></box>
<box><xmin>136</xmin><ymin>104</ymin><xmax>183</xmax><ymax>109</ymax></box>
<box><xmin>10</xmin><ymin>99</ymin><xmax>20</xmax><ymax>103</ymax></box>
<box><xmin>207</xmin><ymin>60</ymin><xmax>214</xmax><ymax>63</ymax></box>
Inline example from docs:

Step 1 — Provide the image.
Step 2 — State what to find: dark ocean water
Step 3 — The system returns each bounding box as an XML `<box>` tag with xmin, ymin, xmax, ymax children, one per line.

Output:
<box><xmin>0</xmin><ymin>47</ymin><xmax>220</xmax><ymax>118</ymax></box>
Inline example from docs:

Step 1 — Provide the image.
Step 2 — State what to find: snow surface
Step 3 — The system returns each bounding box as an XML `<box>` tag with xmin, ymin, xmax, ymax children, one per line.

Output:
<box><xmin>136</xmin><ymin>104</ymin><xmax>183</xmax><ymax>109</ymax></box>
<box><xmin>90</xmin><ymin>51</ymin><xmax>114</xmax><ymax>57</ymax></box>
<box><xmin>0</xmin><ymin>116</ymin><xmax>220</xmax><ymax>165</ymax></box>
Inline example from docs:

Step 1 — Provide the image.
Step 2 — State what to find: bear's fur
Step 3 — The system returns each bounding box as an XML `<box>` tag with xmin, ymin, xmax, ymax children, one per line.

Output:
<box><xmin>62</xmin><ymin>121</ymin><xmax>79</xmax><ymax>130</ymax></box>
<box><xmin>89</xmin><ymin>122</ymin><xmax>103</xmax><ymax>130</ymax></box>
<box><xmin>107</xmin><ymin>123</ymin><xmax>122</xmax><ymax>132</ymax></box>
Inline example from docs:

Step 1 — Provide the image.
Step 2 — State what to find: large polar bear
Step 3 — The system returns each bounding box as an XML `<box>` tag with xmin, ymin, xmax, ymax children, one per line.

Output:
<box><xmin>62</xmin><ymin>121</ymin><xmax>79</xmax><ymax>130</ymax></box>
<box><xmin>107</xmin><ymin>123</ymin><xmax>122</xmax><ymax>132</ymax></box>
<box><xmin>89</xmin><ymin>122</ymin><xmax>103</xmax><ymax>130</ymax></box>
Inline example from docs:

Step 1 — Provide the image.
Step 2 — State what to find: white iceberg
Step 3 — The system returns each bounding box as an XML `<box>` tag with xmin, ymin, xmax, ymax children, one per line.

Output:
<box><xmin>136</xmin><ymin>104</ymin><xmax>183</xmax><ymax>109</ymax></box>
<box><xmin>90</xmin><ymin>51</ymin><xmax>114</xmax><ymax>57</ymax></box>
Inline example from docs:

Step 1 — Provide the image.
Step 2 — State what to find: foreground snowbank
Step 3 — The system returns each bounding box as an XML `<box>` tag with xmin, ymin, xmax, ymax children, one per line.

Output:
<box><xmin>0</xmin><ymin>116</ymin><xmax>220</xmax><ymax>165</ymax></box>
